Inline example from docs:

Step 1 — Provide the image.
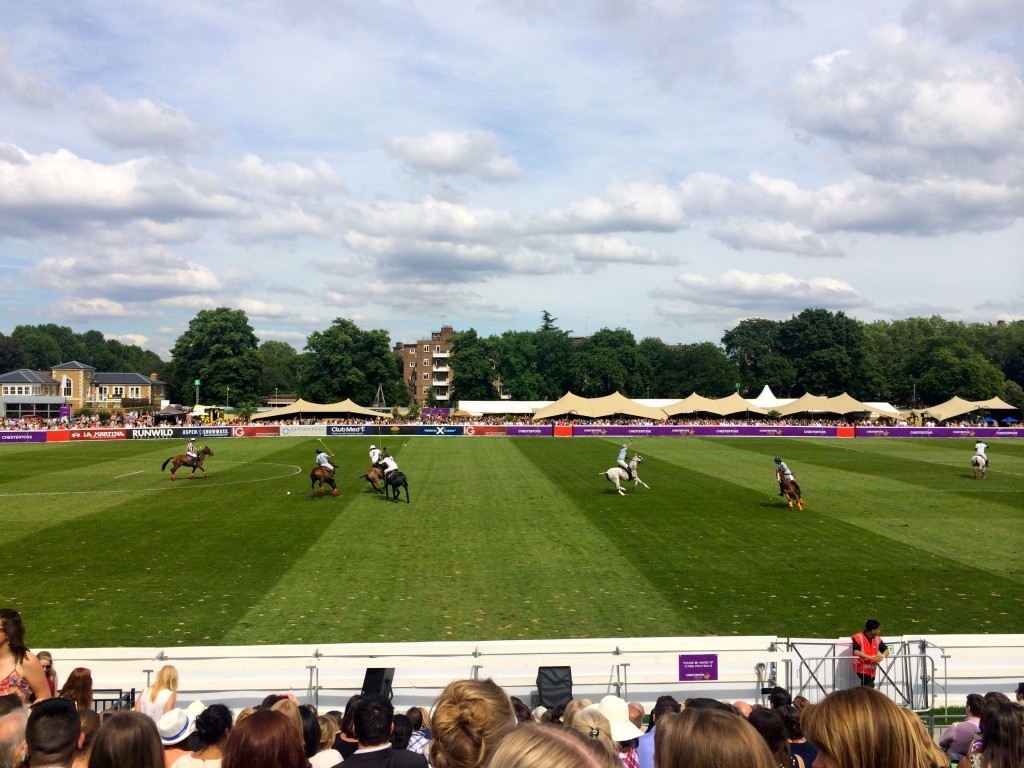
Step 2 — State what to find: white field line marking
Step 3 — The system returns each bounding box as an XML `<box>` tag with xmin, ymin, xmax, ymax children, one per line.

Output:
<box><xmin>114</xmin><ymin>470</ymin><xmax>143</xmax><ymax>479</ymax></box>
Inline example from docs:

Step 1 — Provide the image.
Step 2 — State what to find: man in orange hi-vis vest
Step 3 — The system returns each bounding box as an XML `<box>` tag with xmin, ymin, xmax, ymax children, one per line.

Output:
<box><xmin>851</xmin><ymin>618</ymin><xmax>889</xmax><ymax>688</ymax></box>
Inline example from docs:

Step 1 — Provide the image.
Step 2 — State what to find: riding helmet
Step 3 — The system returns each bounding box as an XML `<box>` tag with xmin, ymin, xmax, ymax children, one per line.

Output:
<box><xmin>370</xmin><ymin>444</ymin><xmax>376</xmax><ymax>450</ymax></box>
<box><xmin>774</xmin><ymin>457</ymin><xmax>781</xmax><ymax>463</ymax></box>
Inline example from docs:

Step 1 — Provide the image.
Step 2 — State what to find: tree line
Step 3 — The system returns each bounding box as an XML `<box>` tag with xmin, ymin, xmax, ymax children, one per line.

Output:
<box><xmin>3</xmin><ymin>308</ymin><xmax>1023</xmax><ymax>411</ymax></box>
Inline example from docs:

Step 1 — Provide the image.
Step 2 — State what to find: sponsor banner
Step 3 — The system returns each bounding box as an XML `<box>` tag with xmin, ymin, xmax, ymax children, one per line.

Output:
<box><xmin>417</xmin><ymin>425</ymin><xmax>464</xmax><ymax>436</ymax></box>
<box><xmin>509</xmin><ymin>425</ymin><xmax>554</xmax><ymax>437</ymax></box>
<box><xmin>379</xmin><ymin>425</ymin><xmax>421</xmax><ymax>437</ymax></box>
<box><xmin>47</xmin><ymin>431</ymin><xmax>71</xmax><ymax>442</ymax></box>
<box><xmin>463</xmin><ymin>425</ymin><xmax>508</xmax><ymax>436</ymax></box>
<box><xmin>179</xmin><ymin>427</ymin><xmax>231</xmax><ymax>439</ymax></box>
<box><xmin>553</xmin><ymin>425</ymin><xmax>572</xmax><ymax>437</ymax></box>
<box><xmin>0</xmin><ymin>431</ymin><xmax>48</xmax><ymax>443</ymax></box>
<box><xmin>679</xmin><ymin>653</ymin><xmax>719</xmax><ymax>682</ymax></box>
<box><xmin>128</xmin><ymin>427</ymin><xmax>178</xmax><ymax>440</ymax></box>
<box><xmin>326</xmin><ymin>425</ymin><xmax>373</xmax><ymax>437</ymax></box>
<box><xmin>279</xmin><ymin>425</ymin><xmax>327</xmax><ymax>437</ymax></box>
<box><xmin>69</xmin><ymin>429</ymin><xmax>127</xmax><ymax>441</ymax></box>
<box><xmin>855</xmin><ymin>426</ymin><xmax>1024</xmax><ymax>438</ymax></box>
<box><xmin>232</xmin><ymin>426</ymin><xmax>281</xmax><ymax>438</ymax></box>
<box><xmin>572</xmin><ymin>425</ymin><xmax>840</xmax><ymax>438</ymax></box>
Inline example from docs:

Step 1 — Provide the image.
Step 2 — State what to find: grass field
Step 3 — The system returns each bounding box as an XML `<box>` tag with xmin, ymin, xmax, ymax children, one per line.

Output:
<box><xmin>2</xmin><ymin>435</ymin><xmax>1022</xmax><ymax>648</ymax></box>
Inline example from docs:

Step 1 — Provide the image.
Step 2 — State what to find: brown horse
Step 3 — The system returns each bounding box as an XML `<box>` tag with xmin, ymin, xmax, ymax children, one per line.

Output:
<box><xmin>161</xmin><ymin>445</ymin><xmax>214</xmax><ymax>480</ymax></box>
<box><xmin>310</xmin><ymin>466</ymin><xmax>339</xmax><ymax>497</ymax></box>
<box><xmin>362</xmin><ymin>466</ymin><xmax>385</xmax><ymax>493</ymax></box>
<box><xmin>779</xmin><ymin>475</ymin><xmax>803</xmax><ymax>510</ymax></box>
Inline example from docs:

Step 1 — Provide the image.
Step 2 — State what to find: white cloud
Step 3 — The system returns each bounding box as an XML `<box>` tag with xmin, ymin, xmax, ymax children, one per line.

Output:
<box><xmin>572</xmin><ymin>234</ymin><xmax>679</xmax><ymax>267</ymax></box>
<box><xmin>230</xmin><ymin>154</ymin><xmax>345</xmax><ymax>197</ymax></box>
<box><xmin>903</xmin><ymin>0</ymin><xmax>1024</xmax><ymax>42</ymax></box>
<box><xmin>545</xmin><ymin>182</ymin><xmax>686</xmax><ymax>234</ymax></box>
<box><xmin>710</xmin><ymin>220</ymin><xmax>845</xmax><ymax>257</ymax></box>
<box><xmin>387</xmin><ymin>130</ymin><xmax>523</xmax><ymax>181</ymax></box>
<box><xmin>353</xmin><ymin>197</ymin><xmax>520</xmax><ymax>242</ymax></box>
<box><xmin>57</xmin><ymin>298</ymin><xmax>148</xmax><ymax>319</ymax></box>
<box><xmin>0</xmin><ymin>42</ymin><xmax>59</xmax><ymax>108</ymax></box>
<box><xmin>85</xmin><ymin>90</ymin><xmax>202</xmax><ymax>151</ymax></box>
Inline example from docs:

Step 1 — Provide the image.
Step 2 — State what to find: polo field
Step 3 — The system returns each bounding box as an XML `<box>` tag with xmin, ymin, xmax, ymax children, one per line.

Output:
<box><xmin>2</xmin><ymin>435</ymin><xmax>1022</xmax><ymax>648</ymax></box>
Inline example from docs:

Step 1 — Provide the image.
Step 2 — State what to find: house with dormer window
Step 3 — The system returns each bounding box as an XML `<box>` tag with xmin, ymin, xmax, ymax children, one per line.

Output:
<box><xmin>0</xmin><ymin>361</ymin><xmax>166</xmax><ymax>419</ymax></box>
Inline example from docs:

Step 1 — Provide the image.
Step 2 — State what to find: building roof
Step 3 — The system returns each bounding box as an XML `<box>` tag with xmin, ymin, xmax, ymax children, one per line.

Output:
<box><xmin>0</xmin><ymin>369</ymin><xmax>58</xmax><ymax>385</ymax></box>
<box><xmin>93</xmin><ymin>372</ymin><xmax>164</xmax><ymax>385</ymax></box>
<box><xmin>52</xmin><ymin>360</ymin><xmax>97</xmax><ymax>370</ymax></box>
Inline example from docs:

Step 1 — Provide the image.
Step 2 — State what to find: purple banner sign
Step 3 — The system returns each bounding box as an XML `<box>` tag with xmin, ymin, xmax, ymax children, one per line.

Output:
<box><xmin>572</xmin><ymin>425</ymin><xmax>841</xmax><ymax>438</ymax></box>
<box><xmin>0</xmin><ymin>431</ymin><xmax>48</xmax><ymax>443</ymax></box>
<box><xmin>857</xmin><ymin>426</ymin><xmax>1023</xmax><ymax>438</ymax></box>
<box><xmin>508</xmin><ymin>425</ymin><xmax>553</xmax><ymax>436</ymax></box>
<box><xmin>679</xmin><ymin>653</ymin><xmax>719</xmax><ymax>682</ymax></box>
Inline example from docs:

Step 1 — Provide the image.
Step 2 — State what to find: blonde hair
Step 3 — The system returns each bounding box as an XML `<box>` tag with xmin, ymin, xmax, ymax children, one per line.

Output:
<box><xmin>428</xmin><ymin>678</ymin><xmax>516</xmax><ymax>768</ymax></box>
<box><xmin>801</xmin><ymin>687</ymin><xmax>941</xmax><ymax>768</ymax></box>
<box><xmin>568</xmin><ymin>708</ymin><xmax>618</xmax><ymax>760</ymax></box>
<box><xmin>316</xmin><ymin>715</ymin><xmax>337</xmax><ymax>751</ymax></box>
<box><xmin>560</xmin><ymin>699</ymin><xmax>592</xmax><ymax>727</ymax></box>
<box><xmin>271</xmin><ymin>698</ymin><xmax>304</xmax><ymax>746</ymax></box>
<box><xmin>654</xmin><ymin>709</ymin><xmax>776</xmax><ymax>768</ymax></box>
<box><xmin>486</xmin><ymin>723</ymin><xmax>621</xmax><ymax>768</ymax></box>
<box><xmin>149</xmin><ymin>665</ymin><xmax>178</xmax><ymax>702</ymax></box>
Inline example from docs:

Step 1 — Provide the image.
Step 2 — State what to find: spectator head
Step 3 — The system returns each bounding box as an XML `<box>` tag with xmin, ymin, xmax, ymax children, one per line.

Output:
<box><xmin>733</xmin><ymin>700</ymin><xmax>753</xmax><ymax>718</ymax></box>
<box><xmin>649</xmin><ymin>696</ymin><xmax>681</xmax><ymax>726</ymax></box>
<box><xmin>78</xmin><ymin>708</ymin><xmax>100</xmax><ymax>754</ymax></box>
<box><xmin>406</xmin><ymin>706</ymin><xmax>425</xmax><ymax>731</ymax></box>
<box><xmin>154</xmin><ymin>665</ymin><xmax>179</xmax><ymax>693</ymax></box>
<box><xmin>776</xmin><ymin>705</ymin><xmax>804</xmax><ymax>741</ymax></box>
<box><xmin>36</xmin><ymin>652</ymin><xmax>55</xmax><ymax>683</ymax></box>
<box><xmin>299</xmin><ymin>705</ymin><xmax>319</xmax><ymax>758</ymax></box>
<box><xmin>654</xmin><ymin>709</ymin><xmax>775</xmax><ymax>768</ymax></box>
<box><xmin>979</xmin><ymin>701</ymin><xmax>1024</xmax><ymax>766</ymax></box>
<box><xmin>58</xmin><ymin>668</ymin><xmax>93</xmax><ymax>710</ymax></box>
<box><xmin>802</xmin><ymin>687</ymin><xmax>938</xmax><ymax>768</ymax></box>
<box><xmin>966</xmin><ymin>693</ymin><xmax>985</xmax><ymax>718</ymax></box>
<box><xmin>1016</xmin><ymin>682</ymin><xmax>1024</xmax><ymax>702</ymax></box>
<box><xmin>316</xmin><ymin>715</ymin><xmax>338</xmax><ymax>752</ymax></box>
<box><xmin>596</xmin><ymin>695</ymin><xmax>643</xmax><ymax>744</ymax></box>
<box><xmin>746</xmin><ymin>707</ymin><xmax>793</xmax><ymax>767</ymax></box>
<box><xmin>486</xmin><ymin>722</ymin><xmax>621</xmax><ymax>768</ymax></box>
<box><xmin>0</xmin><ymin>695</ymin><xmax>24</xmax><ymax>718</ymax></box>
<box><xmin>628</xmin><ymin>702</ymin><xmax>645</xmax><ymax>730</ymax></box>
<box><xmin>509</xmin><ymin>697</ymin><xmax>534</xmax><ymax>724</ymax></box>
<box><xmin>864</xmin><ymin>619</ymin><xmax>881</xmax><ymax>636</ymax></box>
<box><xmin>0</xmin><ymin>703</ymin><xmax>29</xmax><ymax>768</ymax></box>
<box><xmin>792</xmin><ymin>695</ymin><xmax>810</xmax><ymax>712</ymax></box>
<box><xmin>222</xmin><ymin>709</ymin><xmax>307</xmax><ymax>768</ymax></box>
<box><xmin>339</xmin><ymin>694</ymin><xmax>364</xmax><ymax>738</ymax></box>
<box><xmin>429</xmin><ymin>678</ymin><xmax>516</xmax><ymax>768</ymax></box>
<box><xmin>269</xmin><ymin>698</ymin><xmax>303</xmax><ymax>748</ymax></box>
<box><xmin>352</xmin><ymin>694</ymin><xmax>394</xmax><ymax>747</ymax></box>
<box><xmin>768</xmin><ymin>686</ymin><xmax>792</xmax><ymax>709</ymax></box>
<box><xmin>391</xmin><ymin>714</ymin><xmax>412</xmax><ymax>750</ymax></box>
<box><xmin>194</xmin><ymin>704</ymin><xmax>233</xmax><ymax>748</ymax></box>
<box><xmin>683</xmin><ymin>698</ymin><xmax>735</xmax><ymax>714</ymax></box>
<box><xmin>568</xmin><ymin>707</ymin><xmax>618</xmax><ymax>761</ymax></box>
<box><xmin>985</xmin><ymin>691</ymin><xmax>1012</xmax><ymax>706</ymax></box>
<box><xmin>561</xmin><ymin>699</ymin><xmax>592</xmax><ymax>727</ymax></box>
<box><xmin>0</xmin><ymin>609</ymin><xmax>28</xmax><ymax>663</ymax></box>
<box><xmin>87</xmin><ymin>711</ymin><xmax>163</xmax><ymax>768</ymax></box>
<box><xmin>26</xmin><ymin>698</ymin><xmax>82</xmax><ymax>768</ymax></box>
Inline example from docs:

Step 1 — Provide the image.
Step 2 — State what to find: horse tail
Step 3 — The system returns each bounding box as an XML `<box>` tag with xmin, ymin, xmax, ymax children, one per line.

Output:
<box><xmin>162</xmin><ymin>457</ymin><xmax>171</xmax><ymax>471</ymax></box>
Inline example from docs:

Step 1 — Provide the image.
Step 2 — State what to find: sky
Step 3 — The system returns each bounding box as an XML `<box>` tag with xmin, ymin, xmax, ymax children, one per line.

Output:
<box><xmin>1</xmin><ymin>0</ymin><xmax>1022</xmax><ymax>360</ymax></box>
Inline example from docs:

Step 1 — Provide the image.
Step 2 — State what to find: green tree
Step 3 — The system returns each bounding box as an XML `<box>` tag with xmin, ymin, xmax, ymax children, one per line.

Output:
<box><xmin>721</xmin><ymin>318</ymin><xmax>796</xmax><ymax>395</ymax></box>
<box><xmin>168</xmin><ymin>307</ymin><xmax>263</xmax><ymax>405</ymax></box>
<box><xmin>910</xmin><ymin>338</ymin><xmax>1005</xmax><ymax>403</ymax></box>
<box><xmin>11</xmin><ymin>328</ymin><xmax>62</xmax><ymax>369</ymax></box>
<box><xmin>450</xmin><ymin>329</ymin><xmax>500</xmax><ymax>402</ymax></box>
<box><xmin>568</xmin><ymin>327</ymin><xmax>650</xmax><ymax>396</ymax></box>
<box><xmin>675</xmin><ymin>342</ymin><xmax>740</xmax><ymax>397</ymax></box>
<box><xmin>0</xmin><ymin>333</ymin><xmax>28</xmax><ymax>372</ymax></box>
<box><xmin>259</xmin><ymin>341</ymin><xmax>300</xmax><ymax>394</ymax></box>
<box><xmin>300</xmin><ymin>318</ymin><xmax>403</xmax><ymax>405</ymax></box>
<box><xmin>777</xmin><ymin>309</ymin><xmax>866</xmax><ymax>396</ymax></box>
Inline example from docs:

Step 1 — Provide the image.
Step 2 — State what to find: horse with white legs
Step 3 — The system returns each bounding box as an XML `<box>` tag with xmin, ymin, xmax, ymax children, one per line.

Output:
<box><xmin>971</xmin><ymin>454</ymin><xmax>986</xmax><ymax>479</ymax></box>
<box><xmin>601</xmin><ymin>454</ymin><xmax>648</xmax><ymax>495</ymax></box>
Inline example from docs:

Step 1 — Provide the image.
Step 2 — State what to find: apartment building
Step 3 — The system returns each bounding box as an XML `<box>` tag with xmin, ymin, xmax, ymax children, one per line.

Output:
<box><xmin>394</xmin><ymin>324</ymin><xmax>455</xmax><ymax>405</ymax></box>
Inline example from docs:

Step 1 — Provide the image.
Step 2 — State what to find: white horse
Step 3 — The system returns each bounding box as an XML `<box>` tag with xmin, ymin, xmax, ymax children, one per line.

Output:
<box><xmin>601</xmin><ymin>454</ymin><xmax>649</xmax><ymax>495</ymax></box>
<box><xmin>971</xmin><ymin>454</ymin><xmax>986</xmax><ymax>479</ymax></box>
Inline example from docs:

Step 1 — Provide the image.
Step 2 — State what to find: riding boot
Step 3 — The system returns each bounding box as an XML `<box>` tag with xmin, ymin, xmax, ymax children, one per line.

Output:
<box><xmin>627</xmin><ymin>469</ymin><xmax>633</xmax><ymax>481</ymax></box>
<box><xmin>795</xmin><ymin>484</ymin><xmax>803</xmax><ymax>498</ymax></box>
<box><xmin>778</xmin><ymin>483</ymin><xmax>785</xmax><ymax>497</ymax></box>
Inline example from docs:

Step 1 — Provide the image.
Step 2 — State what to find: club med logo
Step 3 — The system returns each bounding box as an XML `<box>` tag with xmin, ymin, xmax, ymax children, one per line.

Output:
<box><xmin>130</xmin><ymin>428</ymin><xmax>175</xmax><ymax>439</ymax></box>
<box><xmin>328</xmin><ymin>426</ymin><xmax>370</xmax><ymax>435</ymax></box>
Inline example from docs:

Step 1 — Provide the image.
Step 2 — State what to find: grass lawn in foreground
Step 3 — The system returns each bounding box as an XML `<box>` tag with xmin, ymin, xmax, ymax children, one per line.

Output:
<box><xmin>1</xmin><ymin>435</ymin><xmax>1021</xmax><ymax>647</ymax></box>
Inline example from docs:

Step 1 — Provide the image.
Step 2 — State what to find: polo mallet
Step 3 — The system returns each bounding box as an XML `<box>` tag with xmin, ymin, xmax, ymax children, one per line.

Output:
<box><xmin>318</xmin><ymin>437</ymin><xmax>333</xmax><ymax>456</ymax></box>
